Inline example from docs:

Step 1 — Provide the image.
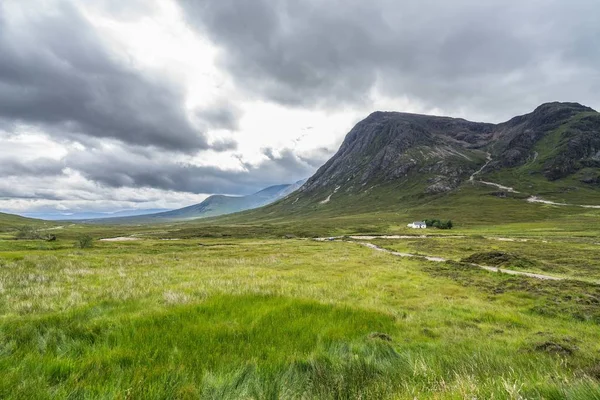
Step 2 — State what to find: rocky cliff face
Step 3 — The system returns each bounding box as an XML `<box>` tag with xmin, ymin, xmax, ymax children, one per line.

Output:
<box><xmin>300</xmin><ymin>112</ymin><xmax>495</xmax><ymax>196</ymax></box>
<box><xmin>489</xmin><ymin>102</ymin><xmax>596</xmax><ymax>171</ymax></box>
<box><xmin>296</xmin><ymin>102</ymin><xmax>599</xmax><ymax>202</ymax></box>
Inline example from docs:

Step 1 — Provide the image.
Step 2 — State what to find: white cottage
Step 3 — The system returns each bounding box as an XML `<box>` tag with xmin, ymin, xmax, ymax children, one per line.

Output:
<box><xmin>407</xmin><ymin>221</ymin><xmax>427</xmax><ymax>229</ymax></box>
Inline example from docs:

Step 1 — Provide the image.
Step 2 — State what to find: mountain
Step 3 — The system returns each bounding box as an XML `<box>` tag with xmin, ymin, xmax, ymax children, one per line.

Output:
<box><xmin>251</xmin><ymin>102</ymin><xmax>600</xmax><ymax>215</ymax></box>
<box><xmin>21</xmin><ymin>209</ymin><xmax>171</xmax><ymax>221</ymax></box>
<box><xmin>91</xmin><ymin>180</ymin><xmax>306</xmax><ymax>223</ymax></box>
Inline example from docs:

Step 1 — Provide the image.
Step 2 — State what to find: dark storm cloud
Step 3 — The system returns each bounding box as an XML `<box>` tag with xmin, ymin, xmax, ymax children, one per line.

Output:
<box><xmin>178</xmin><ymin>0</ymin><xmax>600</xmax><ymax>120</ymax></box>
<box><xmin>0</xmin><ymin>1</ymin><xmax>236</xmax><ymax>152</ymax></box>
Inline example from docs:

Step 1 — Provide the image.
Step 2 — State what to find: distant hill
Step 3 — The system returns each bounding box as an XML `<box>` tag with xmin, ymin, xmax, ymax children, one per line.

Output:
<box><xmin>0</xmin><ymin>212</ymin><xmax>48</xmax><ymax>232</ymax></box>
<box><xmin>90</xmin><ymin>180</ymin><xmax>306</xmax><ymax>224</ymax></box>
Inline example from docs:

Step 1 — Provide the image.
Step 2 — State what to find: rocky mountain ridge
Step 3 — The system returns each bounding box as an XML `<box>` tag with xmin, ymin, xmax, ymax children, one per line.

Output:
<box><xmin>292</xmin><ymin>102</ymin><xmax>599</xmax><ymax>204</ymax></box>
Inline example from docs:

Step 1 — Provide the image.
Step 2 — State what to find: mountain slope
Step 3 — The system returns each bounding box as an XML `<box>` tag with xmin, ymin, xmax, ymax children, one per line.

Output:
<box><xmin>92</xmin><ymin>180</ymin><xmax>306</xmax><ymax>224</ymax></box>
<box><xmin>0</xmin><ymin>212</ymin><xmax>49</xmax><ymax>232</ymax></box>
<box><xmin>299</xmin><ymin>111</ymin><xmax>493</xmax><ymax>200</ymax></box>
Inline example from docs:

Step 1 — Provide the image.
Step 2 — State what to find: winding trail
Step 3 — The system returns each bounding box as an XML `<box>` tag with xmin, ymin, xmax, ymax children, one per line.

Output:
<box><xmin>469</xmin><ymin>152</ymin><xmax>520</xmax><ymax>193</ymax></box>
<box><xmin>326</xmin><ymin>239</ymin><xmax>564</xmax><ymax>281</ymax></box>
<box><xmin>469</xmin><ymin>152</ymin><xmax>492</xmax><ymax>182</ymax></box>
<box><xmin>527</xmin><ymin>196</ymin><xmax>600</xmax><ymax>209</ymax></box>
<box><xmin>315</xmin><ymin>236</ymin><xmax>564</xmax><ymax>281</ymax></box>
<box><xmin>477</xmin><ymin>180</ymin><xmax>520</xmax><ymax>193</ymax></box>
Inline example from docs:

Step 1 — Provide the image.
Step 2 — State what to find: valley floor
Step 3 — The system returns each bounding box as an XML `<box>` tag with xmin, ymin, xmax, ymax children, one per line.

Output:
<box><xmin>1</xmin><ymin>232</ymin><xmax>600</xmax><ymax>399</ymax></box>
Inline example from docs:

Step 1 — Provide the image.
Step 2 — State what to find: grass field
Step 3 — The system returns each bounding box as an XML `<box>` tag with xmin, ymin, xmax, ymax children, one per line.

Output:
<box><xmin>2</xmin><ymin>189</ymin><xmax>600</xmax><ymax>399</ymax></box>
<box><xmin>1</xmin><ymin>222</ymin><xmax>600</xmax><ymax>398</ymax></box>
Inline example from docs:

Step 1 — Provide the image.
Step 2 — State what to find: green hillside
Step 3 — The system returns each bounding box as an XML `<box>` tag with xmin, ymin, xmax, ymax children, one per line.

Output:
<box><xmin>0</xmin><ymin>212</ymin><xmax>49</xmax><ymax>232</ymax></box>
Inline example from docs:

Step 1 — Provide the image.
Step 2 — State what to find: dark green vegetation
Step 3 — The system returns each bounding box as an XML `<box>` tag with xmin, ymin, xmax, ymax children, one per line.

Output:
<box><xmin>461</xmin><ymin>251</ymin><xmax>536</xmax><ymax>269</ymax></box>
<box><xmin>75</xmin><ymin>234</ymin><xmax>94</xmax><ymax>249</ymax></box>
<box><xmin>424</xmin><ymin>219</ymin><xmax>453</xmax><ymax>229</ymax></box>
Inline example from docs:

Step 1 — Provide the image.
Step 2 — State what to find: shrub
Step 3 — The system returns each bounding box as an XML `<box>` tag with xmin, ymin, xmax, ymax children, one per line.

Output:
<box><xmin>424</xmin><ymin>219</ymin><xmax>453</xmax><ymax>229</ymax></box>
<box><xmin>15</xmin><ymin>226</ymin><xmax>41</xmax><ymax>240</ymax></box>
<box><xmin>75</xmin><ymin>235</ymin><xmax>94</xmax><ymax>249</ymax></box>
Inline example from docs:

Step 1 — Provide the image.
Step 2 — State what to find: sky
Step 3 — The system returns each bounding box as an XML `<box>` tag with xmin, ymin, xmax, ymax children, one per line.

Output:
<box><xmin>0</xmin><ymin>0</ymin><xmax>598</xmax><ymax>216</ymax></box>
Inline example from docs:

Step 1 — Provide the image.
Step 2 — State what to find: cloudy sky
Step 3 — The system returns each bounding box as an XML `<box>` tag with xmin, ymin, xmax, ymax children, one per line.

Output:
<box><xmin>1</xmin><ymin>0</ymin><xmax>598</xmax><ymax>216</ymax></box>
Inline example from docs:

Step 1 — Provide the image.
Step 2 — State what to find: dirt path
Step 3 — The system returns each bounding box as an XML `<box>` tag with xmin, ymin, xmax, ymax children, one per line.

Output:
<box><xmin>349</xmin><ymin>241</ymin><xmax>563</xmax><ymax>281</ymax></box>
<box><xmin>316</xmin><ymin>235</ymin><xmax>519</xmax><ymax>242</ymax></box>
<box><xmin>477</xmin><ymin>180</ymin><xmax>520</xmax><ymax>193</ymax></box>
<box><xmin>527</xmin><ymin>196</ymin><xmax>600</xmax><ymax>209</ymax></box>
<box><xmin>469</xmin><ymin>153</ymin><xmax>520</xmax><ymax>193</ymax></box>
<box><xmin>40</xmin><ymin>225</ymin><xmax>65</xmax><ymax>231</ymax></box>
<box><xmin>316</xmin><ymin>238</ymin><xmax>564</xmax><ymax>281</ymax></box>
<box><xmin>469</xmin><ymin>152</ymin><xmax>492</xmax><ymax>182</ymax></box>
<box><xmin>99</xmin><ymin>237</ymin><xmax>141</xmax><ymax>242</ymax></box>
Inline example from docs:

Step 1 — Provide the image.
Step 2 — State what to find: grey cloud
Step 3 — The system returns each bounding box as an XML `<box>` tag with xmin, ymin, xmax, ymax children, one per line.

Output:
<box><xmin>195</xmin><ymin>102</ymin><xmax>242</xmax><ymax>131</ymax></box>
<box><xmin>298</xmin><ymin>147</ymin><xmax>335</xmax><ymax>168</ymax></box>
<box><xmin>0</xmin><ymin>157</ymin><xmax>65</xmax><ymax>177</ymax></box>
<box><xmin>63</xmin><ymin>145</ymin><xmax>313</xmax><ymax>195</ymax></box>
<box><xmin>0</xmin><ymin>185</ymin><xmax>67</xmax><ymax>201</ymax></box>
<box><xmin>0</xmin><ymin>1</ymin><xmax>237</xmax><ymax>152</ymax></box>
<box><xmin>178</xmin><ymin>0</ymin><xmax>600</xmax><ymax>121</ymax></box>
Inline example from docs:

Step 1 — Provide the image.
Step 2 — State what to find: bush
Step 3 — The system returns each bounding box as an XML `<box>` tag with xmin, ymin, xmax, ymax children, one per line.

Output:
<box><xmin>15</xmin><ymin>225</ymin><xmax>42</xmax><ymax>240</ymax></box>
<box><xmin>75</xmin><ymin>235</ymin><xmax>94</xmax><ymax>249</ymax></box>
<box><xmin>424</xmin><ymin>219</ymin><xmax>453</xmax><ymax>230</ymax></box>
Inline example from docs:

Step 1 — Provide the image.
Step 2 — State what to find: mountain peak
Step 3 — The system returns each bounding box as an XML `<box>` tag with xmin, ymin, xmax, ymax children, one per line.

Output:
<box><xmin>532</xmin><ymin>101</ymin><xmax>595</xmax><ymax>114</ymax></box>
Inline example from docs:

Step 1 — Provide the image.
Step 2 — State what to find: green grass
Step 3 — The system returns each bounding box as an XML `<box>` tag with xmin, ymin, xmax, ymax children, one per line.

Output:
<box><xmin>1</xmin><ymin>237</ymin><xmax>600</xmax><ymax>398</ymax></box>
